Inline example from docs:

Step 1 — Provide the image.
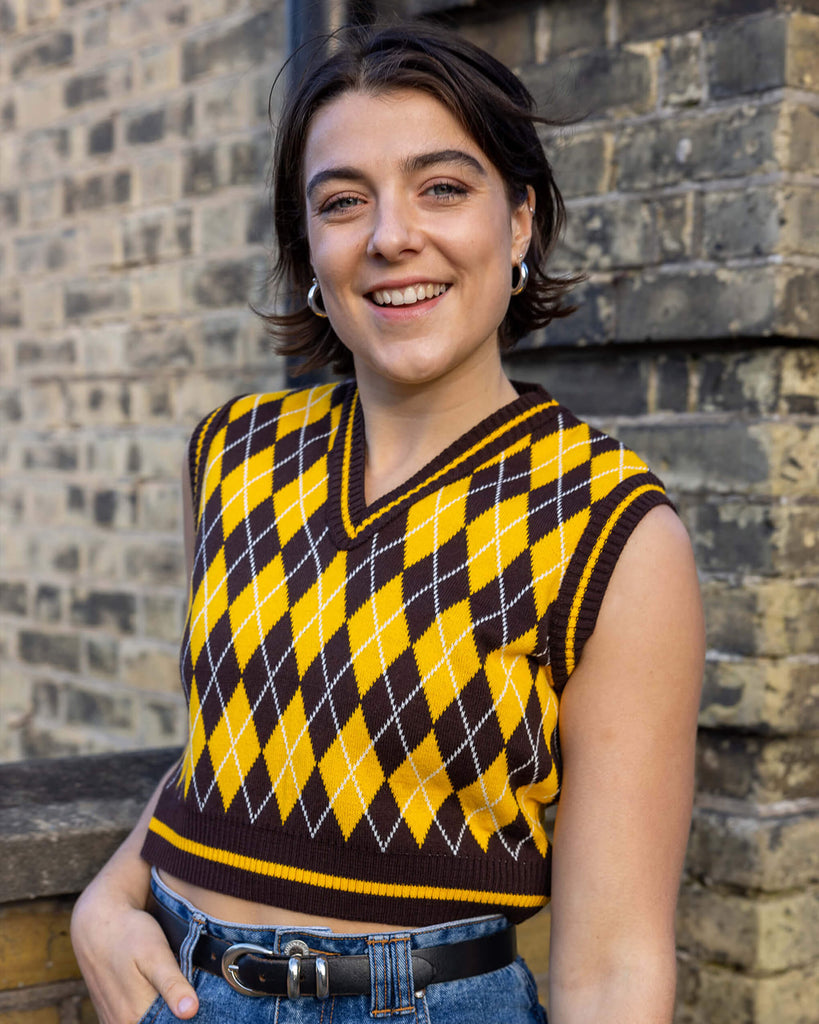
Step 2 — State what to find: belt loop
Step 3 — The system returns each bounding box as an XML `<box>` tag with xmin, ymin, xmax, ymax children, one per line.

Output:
<box><xmin>178</xmin><ymin>910</ymin><xmax>207</xmax><ymax>983</ymax></box>
<box><xmin>367</xmin><ymin>934</ymin><xmax>415</xmax><ymax>1017</ymax></box>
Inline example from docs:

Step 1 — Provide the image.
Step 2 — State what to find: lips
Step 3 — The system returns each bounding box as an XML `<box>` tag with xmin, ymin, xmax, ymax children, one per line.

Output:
<box><xmin>370</xmin><ymin>282</ymin><xmax>450</xmax><ymax>306</ymax></box>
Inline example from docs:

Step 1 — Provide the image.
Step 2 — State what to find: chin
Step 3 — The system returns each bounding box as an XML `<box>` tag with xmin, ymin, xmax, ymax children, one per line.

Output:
<box><xmin>354</xmin><ymin>346</ymin><xmax>453</xmax><ymax>388</ymax></box>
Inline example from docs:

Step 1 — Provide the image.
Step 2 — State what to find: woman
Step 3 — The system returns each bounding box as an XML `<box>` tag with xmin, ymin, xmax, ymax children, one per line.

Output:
<box><xmin>71</xmin><ymin>22</ymin><xmax>704</xmax><ymax>1024</ymax></box>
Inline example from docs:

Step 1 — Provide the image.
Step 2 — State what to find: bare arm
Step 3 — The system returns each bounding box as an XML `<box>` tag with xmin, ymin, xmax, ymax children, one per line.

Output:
<box><xmin>71</xmin><ymin>457</ymin><xmax>198</xmax><ymax>1024</ymax></box>
<box><xmin>548</xmin><ymin>505</ymin><xmax>704</xmax><ymax>1024</ymax></box>
<box><xmin>70</xmin><ymin>769</ymin><xmax>199</xmax><ymax>1024</ymax></box>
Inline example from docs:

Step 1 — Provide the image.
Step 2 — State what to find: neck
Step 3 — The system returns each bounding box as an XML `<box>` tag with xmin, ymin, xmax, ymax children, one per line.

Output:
<box><xmin>355</xmin><ymin>359</ymin><xmax>519</xmax><ymax>505</ymax></box>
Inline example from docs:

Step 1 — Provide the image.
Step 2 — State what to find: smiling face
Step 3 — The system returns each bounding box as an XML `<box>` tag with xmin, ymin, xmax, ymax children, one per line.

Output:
<box><xmin>303</xmin><ymin>88</ymin><xmax>532</xmax><ymax>396</ymax></box>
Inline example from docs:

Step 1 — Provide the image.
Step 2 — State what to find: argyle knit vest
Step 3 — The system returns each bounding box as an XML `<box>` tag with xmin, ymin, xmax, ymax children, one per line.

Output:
<box><xmin>142</xmin><ymin>381</ymin><xmax>671</xmax><ymax>924</ymax></box>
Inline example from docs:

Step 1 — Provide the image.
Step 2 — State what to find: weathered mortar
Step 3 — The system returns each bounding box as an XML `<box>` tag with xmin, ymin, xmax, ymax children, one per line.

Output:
<box><xmin>0</xmin><ymin>1</ymin><xmax>816</xmax><ymax>1022</ymax></box>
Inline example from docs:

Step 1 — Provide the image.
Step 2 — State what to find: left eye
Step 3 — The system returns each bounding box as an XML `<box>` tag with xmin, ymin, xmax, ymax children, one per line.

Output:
<box><xmin>322</xmin><ymin>195</ymin><xmax>361</xmax><ymax>213</ymax></box>
<box><xmin>427</xmin><ymin>182</ymin><xmax>467</xmax><ymax>198</ymax></box>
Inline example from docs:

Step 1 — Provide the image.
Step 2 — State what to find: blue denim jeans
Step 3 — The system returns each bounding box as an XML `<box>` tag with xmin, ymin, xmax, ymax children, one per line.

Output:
<box><xmin>140</xmin><ymin>870</ymin><xmax>547</xmax><ymax>1024</ymax></box>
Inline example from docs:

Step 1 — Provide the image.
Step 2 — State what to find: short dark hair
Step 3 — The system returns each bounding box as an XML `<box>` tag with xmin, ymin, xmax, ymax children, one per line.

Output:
<box><xmin>262</xmin><ymin>21</ymin><xmax>578</xmax><ymax>375</ymax></box>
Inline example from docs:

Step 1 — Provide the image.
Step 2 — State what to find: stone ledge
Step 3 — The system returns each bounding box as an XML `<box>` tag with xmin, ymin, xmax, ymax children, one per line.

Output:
<box><xmin>523</xmin><ymin>265</ymin><xmax>819</xmax><ymax>349</ymax></box>
<box><xmin>0</xmin><ymin>747</ymin><xmax>180</xmax><ymax>903</ymax></box>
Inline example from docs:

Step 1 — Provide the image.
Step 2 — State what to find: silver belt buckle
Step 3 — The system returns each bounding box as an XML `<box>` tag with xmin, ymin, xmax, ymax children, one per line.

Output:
<box><xmin>282</xmin><ymin>939</ymin><xmax>330</xmax><ymax>1001</ymax></box>
<box><xmin>221</xmin><ymin>939</ymin><xmax>330</xmax><ymax>1000</ymax></box>
<box><xmin>221</xmin><ymin>942</ymin><xmax>275</xmax><ymax>996</ymax></box>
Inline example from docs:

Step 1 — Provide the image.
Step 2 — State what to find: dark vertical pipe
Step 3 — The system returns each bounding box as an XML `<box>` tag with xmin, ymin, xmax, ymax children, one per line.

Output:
<box><xmin>285</xmin><ymin>0</ymin><xmax>343</xmax><ymax>84</ymax></box>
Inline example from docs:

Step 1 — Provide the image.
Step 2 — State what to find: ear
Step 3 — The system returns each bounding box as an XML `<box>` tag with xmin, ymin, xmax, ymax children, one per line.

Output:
<box><xmin>510</xmin><ymin>185</ymin><xmax>535</xmax><ymax>264</ymax></box>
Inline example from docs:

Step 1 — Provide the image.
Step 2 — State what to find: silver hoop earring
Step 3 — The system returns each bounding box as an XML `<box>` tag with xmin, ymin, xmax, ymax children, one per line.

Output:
<box><xmin>307</xmin><ymin>277</ymin><xmax>328</xmax><ymax>318</ymax></box>
<box><xmin>511</xmin><ymin>260</ymin><xmax>529</xmax><ymax>296</ymax></box>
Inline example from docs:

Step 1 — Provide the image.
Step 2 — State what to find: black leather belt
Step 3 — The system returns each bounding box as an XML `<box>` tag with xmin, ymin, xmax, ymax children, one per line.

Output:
<box><xmin>148</xmin><ymin>895</ymin><xmax>516</xmax><ymax>1000</ymax></box>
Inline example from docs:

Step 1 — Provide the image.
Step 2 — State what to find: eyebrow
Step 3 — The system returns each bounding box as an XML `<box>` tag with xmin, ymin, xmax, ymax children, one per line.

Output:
<box><xmin>305</xmin><ymin>149</ymin><xmax>487</xmax><ymax>200</ymax></box>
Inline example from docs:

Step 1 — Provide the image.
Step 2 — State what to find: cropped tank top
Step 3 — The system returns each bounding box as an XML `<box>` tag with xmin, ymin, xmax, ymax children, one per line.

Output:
<box><xmin>142</xmin><ymin>381</ymin><xmax>672</xmax><ymax>924</ymax></box>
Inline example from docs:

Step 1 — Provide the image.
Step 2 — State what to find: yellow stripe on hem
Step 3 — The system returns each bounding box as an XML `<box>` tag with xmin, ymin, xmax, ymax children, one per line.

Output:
<box><xmin>564</xmin><ymin>483</ymin><xmax>665</xmax><ymax>676</ymax></box>
<box><xmin>148</xmin><ymin>818</ymin><xmax>546</xmax><ymax>909</ymax></box>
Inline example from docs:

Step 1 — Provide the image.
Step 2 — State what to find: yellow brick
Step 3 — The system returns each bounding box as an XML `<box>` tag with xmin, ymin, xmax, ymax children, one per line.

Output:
<box><xmin>0</xmin><ymin>1007</ymin><xmax>61</xmax><ymax>1024</ymax></box>
<box><xmin>677</xmin><ymin>884</ymin><xmax>819</xmax><ymax>972</ymax></box>
<box><xmin>0</xmin><ymin>900</ymin><xmax>82</xmax><ymax>990</ymax></box>
<box><xmin>757</xmin><ymin>421</ymin><xmax>819</xmax><ymax>498</ymax></box>
<box><xmin>79</xmin><ymin>998</ymin><xmax>100</xmax><ymax>1024</ymax></box>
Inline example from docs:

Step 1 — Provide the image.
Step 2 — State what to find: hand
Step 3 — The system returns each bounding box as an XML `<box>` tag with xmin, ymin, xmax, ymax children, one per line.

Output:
<box><xmin>71</xmin><ymin>872</ymin><xmax>199</xmax><ymax>1024</ymax></box>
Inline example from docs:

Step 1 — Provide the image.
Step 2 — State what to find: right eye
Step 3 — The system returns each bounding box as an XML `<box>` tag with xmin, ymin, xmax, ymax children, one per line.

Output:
<box><xmin>320</xmin><ymin>194</ymin><xmax>363</xmax><ymax>214</ymax></box>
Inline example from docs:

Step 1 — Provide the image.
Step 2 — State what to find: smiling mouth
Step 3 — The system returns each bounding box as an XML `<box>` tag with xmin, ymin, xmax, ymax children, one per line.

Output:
<box><xmin>370</xmin><ymin>283</ymin><xmax>450</xmax><ymax>307</ymax></box>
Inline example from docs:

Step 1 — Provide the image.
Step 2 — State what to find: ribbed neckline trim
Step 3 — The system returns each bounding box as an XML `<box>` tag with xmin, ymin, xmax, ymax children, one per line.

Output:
<box><xmin>327</xmin><ymin>380</ymin><xmax>559</xmax><ymax>548</ymax></box>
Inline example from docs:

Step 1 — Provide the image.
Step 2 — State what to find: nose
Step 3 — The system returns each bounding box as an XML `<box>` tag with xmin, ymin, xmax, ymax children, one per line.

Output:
<box><xmin>366</xmin><ymin>191</ymin><xmax>423</xmax><ymax>261</ymax></box>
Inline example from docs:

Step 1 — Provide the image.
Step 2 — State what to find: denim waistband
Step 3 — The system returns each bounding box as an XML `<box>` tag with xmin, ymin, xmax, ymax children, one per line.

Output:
<box><xmin>150</xmin><ymin>868</ymin><xmax>510</xmax><ymax>1014</ymax></box>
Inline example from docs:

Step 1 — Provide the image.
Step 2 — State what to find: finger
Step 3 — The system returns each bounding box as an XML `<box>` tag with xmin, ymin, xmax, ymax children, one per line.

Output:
<box><xmin>141</xmin><ymin>952</ymin><xmax>199</xmax><ymax>1020</ymax></box>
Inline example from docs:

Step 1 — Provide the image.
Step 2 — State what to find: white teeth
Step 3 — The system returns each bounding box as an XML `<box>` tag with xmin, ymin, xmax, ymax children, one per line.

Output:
<box><xmin>371</xmin><ymin>283</ymin><xmax>448</xmax><ymax>306</ymax></box>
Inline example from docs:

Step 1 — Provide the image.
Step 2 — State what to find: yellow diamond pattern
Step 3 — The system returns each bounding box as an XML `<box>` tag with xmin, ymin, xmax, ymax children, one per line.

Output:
<box><xmin>466</xmin><ymin>492</ymin><xmax>529</xmax><ymax>593</ymax></box>
<box><xmin>228</xmin><ymin>394</ymin><xmax>267</xmax><ymax>423</ymax></box>
<box><xmin>590</xmin><ymin>448</ymin><xmax>628</xmax><ymax>501</ymax></box>
<box><xmin>272</xmin><ymin>455</ymin><xmax>329</xmax><ymax>547</ymax></box>
<box><xmin>414</xmin><ymin>600</ymin><xmax>479</xmax><ymax>722</ymax></box>
<box><xmin>188</xmin><ymin>547</ymin><xmax>229</xmax><ymax>667</ymax></box>
<box><xmin>200</xmin><ymin>424</ymin><xmax>227</xmax><ymax>512</ymax></box>
<box><xmin>208</xmin><ymin>681</ymin><xmax>261</xmax><ymax>811</ymax></box>
<box><xmin>290</xmin><ymin>549</ymin><xmax>347</xmax><ymax>679</ymax></box>
<box><xmin>319</xmin><ymin>706</ymin><xmax>385</xmax><ymax>840</ymax></box>
<box><xmin>516</xmin><ymin>776</ymin><xmax>556</xmax><ymax>856</ymax></box>
<box><xmin>347</xmin><ymin>576</ymin><xmax>410</xmax><ymax>697</ymax></box>
<box><xmin>458</xmin><ymin>750</ymin><xmax>518</xmax><ymax>853</ymax></box>
<box><xmin>276</xmin><ymin>387</ymin><xmax>339</xmax><ymax>441</ymax></box>
<box><xmin>529</xmin><ymin>422</ymin><xmax>592</xmax><ymax>492</ymax></box>
<box><xmin>404</xmin><ymin>477</ymin><xmax>469</xmax><ymax>568</ymax></box>
<box><xmin>264</xmin><ymin>689</ymin><xmax>315</xmax><ymax>824</ymax></box>
<box><xmin>229</xmin><ymin>552</ymin><xmax>288</xmax><ymax>672</ymax></box>
<box><xmin>181</xmin><ymin>678</ymin><xmax>206</xmax><ymax>797</ymax></box>
<box><xmin>530</xmin><ymin>507</ymin><xmax>590</xmax><ymax>620</ymax></box>
<box><xmin>515</xmin><ymin>675</ymin><xmax>559</xmax><ymax>856</ymax></box>
<box><xmin>175</xmin><ymin>383</ymin><xmax>661</xmax><ymax>871</ymax></box>
<box><xmin>220</xmin><ymin>447</ymin><xmax>275</xmax><ymax>540</ymax></box>
<box><xmin>388</xmin><ymin>732</ymin><xmax>452</xmax><ymax>847</ymax></box>
<box><xmin>485</xmin><ymin>639</ymin><xmax>536</xmax><ymax>744</ymax></box>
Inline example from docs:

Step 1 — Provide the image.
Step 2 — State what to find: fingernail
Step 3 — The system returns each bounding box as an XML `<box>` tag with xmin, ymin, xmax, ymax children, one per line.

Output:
<box><xmin>178</xmin><ymin>996</ymin><xmax>196</xmax><ymax>1016</ymax></box>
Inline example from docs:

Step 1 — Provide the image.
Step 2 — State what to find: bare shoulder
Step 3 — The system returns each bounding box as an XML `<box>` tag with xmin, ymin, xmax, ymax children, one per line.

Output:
<box><xmin>582</xmin><ymin>504</ymin><xmax>703</xmax><ymax>668</ymax></box>
<box><xmin>604</xmin><ymin>503</ymin><xmax>699</xmax><ymax>602</ymax></box>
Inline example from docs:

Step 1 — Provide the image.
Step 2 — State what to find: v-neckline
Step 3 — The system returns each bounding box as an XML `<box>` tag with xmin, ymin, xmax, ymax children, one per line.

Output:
<box><xmin>326</xmin><ymin>380</ymin><xmax>559</xmax><ymax>549</ymax></box>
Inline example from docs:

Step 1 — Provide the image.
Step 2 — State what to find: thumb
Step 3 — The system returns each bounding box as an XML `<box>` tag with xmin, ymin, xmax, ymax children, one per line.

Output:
<box><xmin>142</xmin><ymin>950</ymin><xmax>199</xmax><ymax>1020</ymax></box>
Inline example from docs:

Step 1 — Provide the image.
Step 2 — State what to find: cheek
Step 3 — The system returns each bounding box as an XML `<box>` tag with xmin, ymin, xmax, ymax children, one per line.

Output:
<box><xmin>462</xmin><ymin>207</ymin><xmax>514</xmax><ymax>264</ymax></box>
<box><xmin>310</xmin><ymin>230</ymin><xmax>361</xmax><ymax>289</ymax></box>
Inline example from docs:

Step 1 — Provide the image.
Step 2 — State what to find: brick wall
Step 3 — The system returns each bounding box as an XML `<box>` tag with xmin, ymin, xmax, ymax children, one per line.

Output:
<box><xmin>0</xmin><ymin>0</ymin><xmax>290</xmax><ymax>758</ymax></box>
<box><xmin>0</xmin><ymin>1</ymin><xmax>817</xmax><ymax>1023</ymax></box>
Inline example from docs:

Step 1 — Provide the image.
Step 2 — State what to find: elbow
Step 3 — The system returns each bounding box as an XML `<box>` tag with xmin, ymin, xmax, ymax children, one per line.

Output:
<box><xmin>549</xmin><ymin>946</ymin><xmax>677</xmax><ymax>1024</ymax></box>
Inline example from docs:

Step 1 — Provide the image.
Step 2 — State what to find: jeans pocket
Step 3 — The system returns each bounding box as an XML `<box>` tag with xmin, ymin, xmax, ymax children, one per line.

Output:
<box><xmin>510</xmin><ymin>957</ymin><xmax>549</xmax><ymax>1021</ymax></box>
<box><xmin>135</xmin><ymin>993</ymin><xmax>165</xmax><ymax>1024</ymax></box>
<box><xmin>135</xmin><ymin>968</ymin><xmax>204</xmax><ymax>1024</ymax></box>
<box><xmin>423</xmin><ymin>958</ymin><xmax>545</xmax><ymax>1024</ymax></box>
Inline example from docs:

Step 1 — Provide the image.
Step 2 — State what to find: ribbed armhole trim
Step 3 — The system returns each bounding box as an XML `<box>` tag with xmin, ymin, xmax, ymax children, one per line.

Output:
<box><xmin>550</xmin><ymin>475</ymin><xmax>673</xmax><ymax>694</ymax></box>
<box><xmin>187</xmin><ymin>398</ymin><xmax>245</xmax><ymax>527</ymax></box>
